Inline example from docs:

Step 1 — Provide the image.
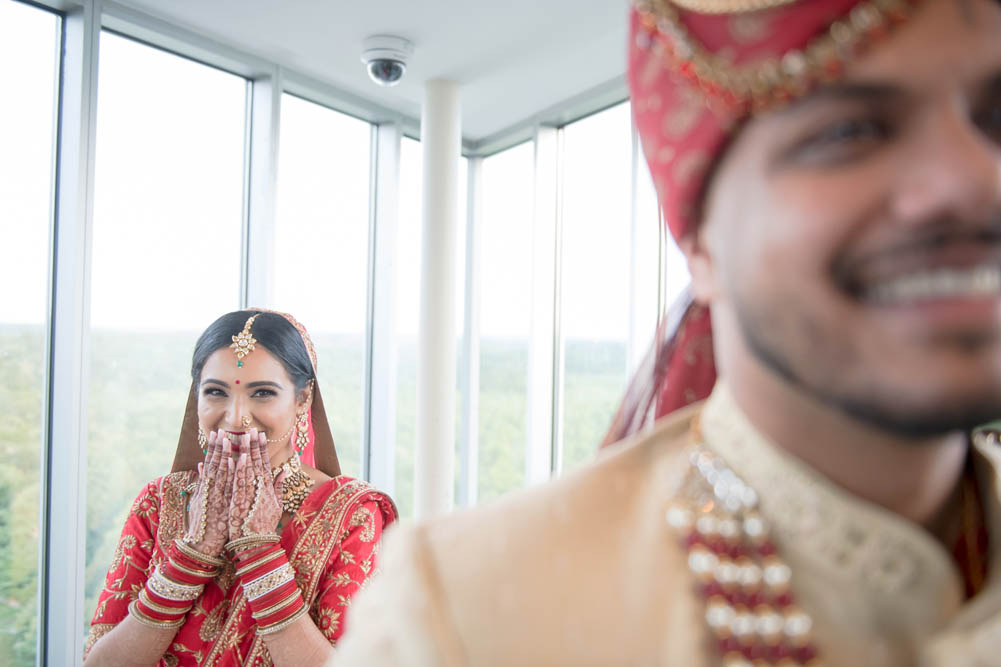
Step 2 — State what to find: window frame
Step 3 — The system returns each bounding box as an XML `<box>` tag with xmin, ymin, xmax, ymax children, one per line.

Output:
<box><xmin>26</xmin><ymin>0</ymin><xmax>663</xmax><ymax>661</ymax></box>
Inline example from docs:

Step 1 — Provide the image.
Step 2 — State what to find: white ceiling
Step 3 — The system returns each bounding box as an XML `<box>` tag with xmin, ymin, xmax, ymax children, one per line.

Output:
<box><xmin>113</xmin><ymin>0</ymin><xmax>632</xmax><ymax>142</ymax></box>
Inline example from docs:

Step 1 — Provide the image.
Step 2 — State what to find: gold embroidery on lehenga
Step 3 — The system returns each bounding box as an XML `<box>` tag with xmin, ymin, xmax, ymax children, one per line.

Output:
<box><xmin>244</xmin><ymin>478</ymin><xmax>391</xmax><ymax>661</ymax></box>
<box><xmin>330</xmin><ymin>571</ymin><xmax>358</xmax><ymax>588</ymax></box>
<box><xmin>360</xmin><ymin>555</ymin><xmax>374</xmax><ymax>578</ymax></box>
<box><xmin>156</xmin><ymin>472</ymin><xmax>194</xmax><ymax>546</ymax></box>
<box><xmin>169</xmin><ymin>641</ymin><xmax>205</xmax><ymax>665</ymax></box>
<box><xmin>83</xmin><ymin>623</ymin><xmax>115</xmax><ymax>658</ymax></box>
<box><xmin>194</xmin><ymin>598</ymin><xmax>230</xmax><ymax>642</ymax></box>
<box><xmin>132</xmin><ymin>486</ymin><xmax>159</xmax><ymax>518</ymax></box>
<box><xmin>111</xmin><ymin>534</ymin><xmax>137</xmax><ymax>569</ymax></box>
<box><xmin>312</xmin><ymin>607</ymin><xmax>342</xmax><ymax>642</ymax></box>
<box><xmin>348</xmin><ymin>505</ymin><xmax>376</xmax><ymax>542</ymax></box>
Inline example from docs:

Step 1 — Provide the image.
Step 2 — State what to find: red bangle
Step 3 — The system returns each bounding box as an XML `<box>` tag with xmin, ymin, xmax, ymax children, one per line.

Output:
<box><xmin>161</xmin><ymin>560</ymin><xmax>213</xmax><ymax>587</ymax></box>
<box><xmin>136</xmin><ymin>603</ymin><xmax>185</xmax><ymax>623</ymax></box>
<box><xmin>254</xmin><ymin>595</ymin><xmax>305</xmax><ymax>627</ymax></box>
<box><xmin>162</xmin><ymin>543</ymin><xmax>219</xmax><ymax>587</ymax></box>
<box><xmin>235</xmin><ymin>547</ymin><xmax>286</xmax><ymax>580</ymax></box>
<box><xmin>135</xmin><ymin>591</ymin><xmax>189</xmax><ymax>622</ymax></box>
<box><xmin>170</xmin><ymin>551</ymin><xmax>217</xmax><ymax>576</ymax></box>
<box><xmin>143</xmin><ymin>589</ymin><xmax>193</xmax><ymax>610</ymax></box>
<box><xmin>234</xmin><ymin>547</ymin><xmax>306</xmax><ymax>632</ymax></box>
<box><xmin>235</xmin><ymin>544</ymin><xmax>283</xmax><ymax>569</ymax></box>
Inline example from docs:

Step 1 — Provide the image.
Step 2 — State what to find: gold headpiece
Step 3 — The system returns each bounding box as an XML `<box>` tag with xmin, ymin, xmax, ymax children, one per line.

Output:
<box><xmin>231</xmin><ymin>314</ymin><xmax>260</xmax><ymax>366</ymax></box>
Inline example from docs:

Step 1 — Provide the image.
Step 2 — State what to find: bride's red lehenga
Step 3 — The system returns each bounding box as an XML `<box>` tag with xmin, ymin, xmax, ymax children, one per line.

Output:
<box><xmin>85</xmin><ymin>310</ymin><xmax>397</xmax><ymax>665</ymax></box>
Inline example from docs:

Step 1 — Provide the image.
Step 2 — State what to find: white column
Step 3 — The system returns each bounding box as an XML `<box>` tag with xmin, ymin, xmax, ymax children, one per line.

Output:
<box><xmin>415</xmin><ymin>79</ymin><xmax>461</xmax><ymax>518</ymax></box>
<box><xmin>45</xmin><ymin>2</ymin><xmax>101</xmax><ymax>664</ymax></box>
<box><xmin>525</xmin><ymin>126</ymin><xmax>561</xmax><ymax>482</ymax></box>
<box><xmin>244</xmin><ymin>66</ymin><xmax>282</xmax><ymax>308</ymax></box>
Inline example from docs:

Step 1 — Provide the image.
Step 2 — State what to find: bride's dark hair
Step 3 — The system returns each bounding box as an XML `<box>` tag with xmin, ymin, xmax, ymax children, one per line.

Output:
<box><xmin>191</xmin><ymin>310</ymin><xmax>315</xmax><ymax>397</ymax></box>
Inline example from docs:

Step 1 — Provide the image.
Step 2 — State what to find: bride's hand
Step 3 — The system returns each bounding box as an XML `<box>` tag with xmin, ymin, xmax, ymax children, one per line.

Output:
<box><xmin>228</xmin><ymin>430</ymin><xmax>284</xmax><ymax>541</ymax></box>
<box><xmin>183</xmin><ymin>429</ymin><xmax>234</xmax><ymax>557</ymax></box>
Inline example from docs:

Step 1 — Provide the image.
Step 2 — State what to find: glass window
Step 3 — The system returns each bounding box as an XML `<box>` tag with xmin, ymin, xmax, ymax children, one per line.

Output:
<box><xmin>560</xmin><ymin>103</ymin><xmax>659</xmax><ymax>471</ymax></box>
<box><xmin>477</xmin><ymin>142</ymin><xmax>534</xmax><ymax>502</ymax></box>
<box><xmin>393</xmin><ymin>137</ymin><xmax>421</xmax><ymax>518</ymax></box>
<box><xmin>85</xmin><ymin>33</ymin><xmax>246</xmax><ymax>631</ymax></box>
<box><xmin>274</xmin><ymin>94</ymin><xmax>371</xmax><ymax>478</ymax></box>
<box><xmin>0</xmin><ymin>2</ymin><xmax>59</xmax><ymax>663</ymax></box>
<box><xmin>394</xmin><ymin>138</ymin><xmax>467</xmax><ymax>518</ymax></box>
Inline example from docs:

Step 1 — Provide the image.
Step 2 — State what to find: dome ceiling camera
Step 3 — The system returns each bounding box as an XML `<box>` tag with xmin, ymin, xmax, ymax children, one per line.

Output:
<box><xmin>361</xmin><ymin>35</ymin><xmax>414</xmax><ymax>87</ymax></box>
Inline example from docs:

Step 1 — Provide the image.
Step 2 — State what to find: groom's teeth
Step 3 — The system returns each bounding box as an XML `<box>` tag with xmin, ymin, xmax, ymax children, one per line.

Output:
<box><xmin>866</xmin><ymin>265</ymin><xmax>1001</xmax><ymax>304</ymax></box>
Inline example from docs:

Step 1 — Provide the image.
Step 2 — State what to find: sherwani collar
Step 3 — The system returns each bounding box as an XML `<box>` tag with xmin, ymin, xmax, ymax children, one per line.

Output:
<box><xmin>700</xmin><ymin>381</ymin><xmax>1001</xmax><ymax>661</ymax></box>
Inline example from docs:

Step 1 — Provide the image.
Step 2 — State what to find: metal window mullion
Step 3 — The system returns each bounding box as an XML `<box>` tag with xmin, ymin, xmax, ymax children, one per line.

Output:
<box><xmin>43</xmin><ymin>1</ymin><xmax>102</xmax><ymax>664</ymax></box>
<box><xmin>550</xmin><ymin>128</ymin><xmax>567</xmax><ymax>477</ymax></box>
<box><xmin>524</xmin><ymin>125</ymin><xmax>560</xmax><ymax>485</ymax></box>
<box><xmin>239</xmin><ymin>79</ymin><xmax>253</xmax><ymax>306</ymax></box>
<box><xmin>457</xmin><ymin>156</ymin><xmax>482</xmax><ymax>507</ymax></box>
<box><xmin>363</xmin><ymin>121</ymin><xmax>402</xmax><ymax>492</ymax></box>
<box><xmin>244</xmin><ymin>66</ymin><xmax>282</xmax><ymax>308</ymax></box>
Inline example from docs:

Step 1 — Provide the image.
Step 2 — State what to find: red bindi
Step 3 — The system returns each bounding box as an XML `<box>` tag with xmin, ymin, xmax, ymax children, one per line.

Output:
<box><xmin>235</xmin><ymin>380</ymin><xmax>240</xmax><ymax>384</ymax></box>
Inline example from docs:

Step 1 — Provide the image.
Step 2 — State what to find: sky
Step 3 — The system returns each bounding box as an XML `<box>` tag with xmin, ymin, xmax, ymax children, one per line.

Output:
<box><xmin>0</xmin><ymin>1</ymin><xmax>58</xmax><ymax>326</ymax></box>
<box><xmin>0</xmin><ymin>0</ymin><xmax>689</xmax><ymax>343</ymax></box>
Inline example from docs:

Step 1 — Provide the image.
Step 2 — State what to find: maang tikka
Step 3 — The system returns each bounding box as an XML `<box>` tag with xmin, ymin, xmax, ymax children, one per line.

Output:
<box><xmin>230</xmin><ymin>314</ymin><xmax>260</xmax><ymax>368</ymax></box>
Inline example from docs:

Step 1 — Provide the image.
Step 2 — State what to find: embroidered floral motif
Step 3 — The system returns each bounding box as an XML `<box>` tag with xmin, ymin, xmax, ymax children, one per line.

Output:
<box><xmin>312</xmin><ymin>607</ymin><xmax>342</xmax><ymax>642</ymax></box>
<box><xmin>235</xmin><ymin>479</ymin><xmax>396</xmax><ymax>661</ymax></box>
<box><xmin>111</xmin><ymin>532</ymin><xmax>137</xmax><ymax>568</ymax></box>
<box><xmin>83</xmin><ymin>623</ymin><xmax>114</xmax><ymax>659</ymax></box>
<box><xmin>168</xmin><ymin>642</ymin><xmax>205</xmax><ymax>665</ymax></box>
<box><xmin>132</xmin><ymin>488</ymin><xmax>159</xmax><ymax>519</ymax></box>
<box><xmin>86</xmin><ymin>475</ymin><xmax>395</xmax><ymax>665</ymax></box>
<box><xmin>349</xmin><ymin>506</ymin><xmax>377</xmax><ymax>542</ymax></box>
<box><xmin>194</xmin><ymin>598</ymin><xmax>229</xmax><ymax>642</ymax></box>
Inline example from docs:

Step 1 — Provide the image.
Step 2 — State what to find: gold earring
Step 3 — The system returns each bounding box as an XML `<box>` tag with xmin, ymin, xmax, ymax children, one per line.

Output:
<box><xmin>295</xmin><ymin>411</ymin><xmax>309</xmax><ymax>456</ymax></box>
<box><xmin>198</xmin><ymin>425</ymin><xmax>208</xmax><ymax>454</ymax></box>
<box><xmin>241</xmin><ymin>415</ymin><xmax>252</xmax><ymax>429</ymax></box>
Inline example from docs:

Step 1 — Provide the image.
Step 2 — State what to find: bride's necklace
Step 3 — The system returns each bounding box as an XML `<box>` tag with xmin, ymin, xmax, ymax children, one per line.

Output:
<box><xmin>271</xmin><ymin>454</ymin><xmax>314</xmax><ymax>516</ymax></box>
<box><xmin>666</xmin><ymin>417</ymin><xmax>820</xmax><ymax>666</ymax></box>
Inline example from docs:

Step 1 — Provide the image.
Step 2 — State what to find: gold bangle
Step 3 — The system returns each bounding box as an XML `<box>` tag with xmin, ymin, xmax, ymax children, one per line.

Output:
<box><xmin>175</xmin><ymin>539</ymin><xmax>225</xmax><ymax>568</ymax></box>
<box><xmin>225</xmin><ymin>534</ymin><xmax>280</xmax><ymax>553</ymax></box>
<box><xmin>139</xmin><ymin>589</ymin><xmax>192</xmax><ymax>617</ymax></box>
<box><xmin>128</xmin><ymin>600</ymin><xmax>185</xmax><ymax>630</ymax></box>
<box><xmin>243</xmin><ymin>564</ymin><xmax>295</xmax><ymax>601</ymax></box>
<box><xmin>147</xmin><ymin>566</ymin><xmax>204</xmax><ymax>602</ymax></box>
<box><xmin>236</xmin><ymin>549</ymin><xmax>286</xmax><ymax>577</ymax></box>
<box><xmin>256</xmin><ymin>604</ymin><xmax>309</xmax><ymax>636</ymax></box>
<box><xmin>252</xmin><ymin>590</ymin><xmax>302</xmax><ymax>620</ymax></box>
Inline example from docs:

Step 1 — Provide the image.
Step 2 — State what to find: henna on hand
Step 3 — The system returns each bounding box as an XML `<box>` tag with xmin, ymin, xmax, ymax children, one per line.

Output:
<box><xmin>228</xmin><ymin>431</ymin><xmax>283</xmax><ymax>540</ymax></box>
<box><xmin>184</xmin><ymin>429</ymin><xmax>233</xmax><ymax>557</ymax></box>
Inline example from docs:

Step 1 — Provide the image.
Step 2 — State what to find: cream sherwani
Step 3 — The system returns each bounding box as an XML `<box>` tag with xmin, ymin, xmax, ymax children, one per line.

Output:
<box><xmin>335</xmin><ymin>383</ymin><xmax>1001</xmax><ymax>666</ymax></box>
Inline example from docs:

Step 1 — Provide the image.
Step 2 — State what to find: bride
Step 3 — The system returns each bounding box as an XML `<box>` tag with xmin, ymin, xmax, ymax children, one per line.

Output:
<box><xmin>84</xmin><ymin>309</ymin><xmax>397</xmax><ymax>666</ymax></box>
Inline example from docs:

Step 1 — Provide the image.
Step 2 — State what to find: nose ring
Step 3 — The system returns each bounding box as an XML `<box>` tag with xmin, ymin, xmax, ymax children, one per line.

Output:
<box><xmin>241</xmin><ymin>415</ymin><xmax>252</xmax><ymax>428</ymax></box>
